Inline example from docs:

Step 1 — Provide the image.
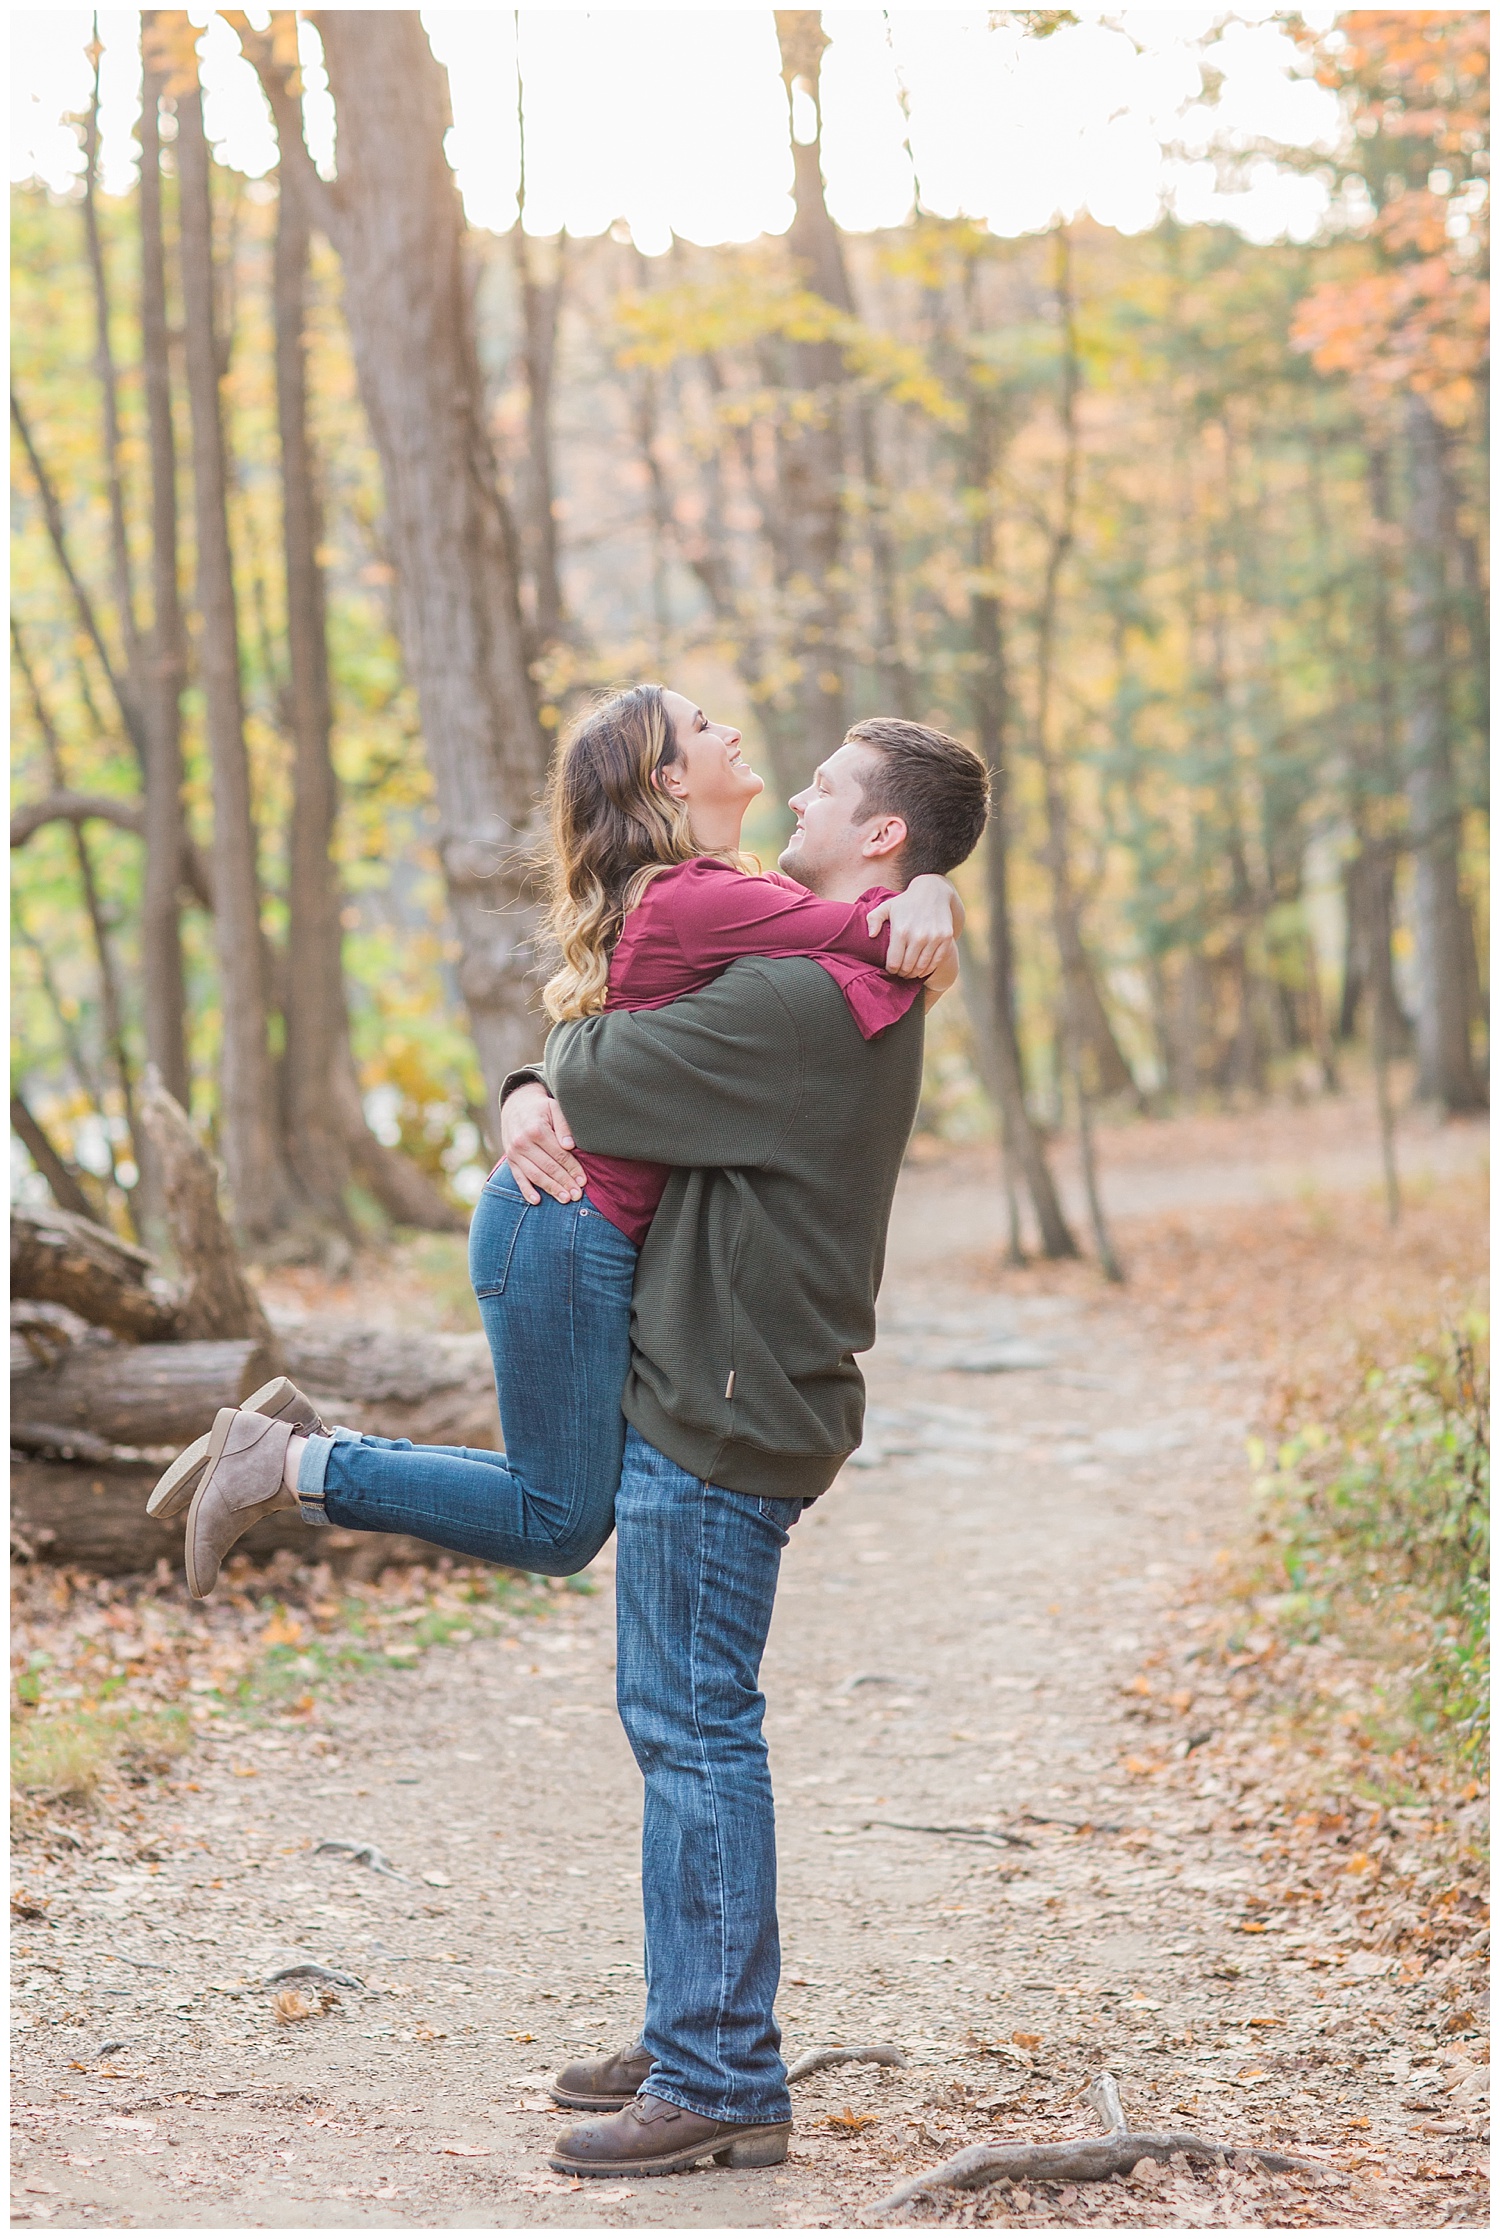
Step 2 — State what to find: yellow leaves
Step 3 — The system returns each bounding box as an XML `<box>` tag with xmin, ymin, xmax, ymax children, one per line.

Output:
<box><xmin>141</xmin><ymin>13</ymin><xmax>204</xmax><ymax>99</ymax></box>
<box><xmin>614</xmin><ymin>271</ymin><xmax>959</xmax><ymax>422</ymax></box>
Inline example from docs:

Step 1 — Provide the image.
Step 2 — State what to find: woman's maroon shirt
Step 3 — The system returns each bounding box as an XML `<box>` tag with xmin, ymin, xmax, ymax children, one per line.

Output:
<box><xmin>575</xmin><ymin>858</ymin><xmax>920</xmax><ymax>1244</ymax></box>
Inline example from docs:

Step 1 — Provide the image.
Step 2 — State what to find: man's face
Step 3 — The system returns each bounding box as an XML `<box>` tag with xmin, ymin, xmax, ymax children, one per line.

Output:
<box><xmin>779</xmin><ymin>743</ymin><xmax>904</xmax><ymax>894</ymax></box>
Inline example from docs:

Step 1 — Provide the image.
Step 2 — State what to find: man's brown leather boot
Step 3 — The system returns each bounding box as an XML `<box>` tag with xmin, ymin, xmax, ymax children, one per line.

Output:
<box><xmin>549</xmin><ymin>2093</ymin><xmax>791</xmax><ymax>2178</ymax></box>
<box><xmin>550</xmin><ymin>2042</ymin><xmax>653</xmax><ymax>2111</ymax></box>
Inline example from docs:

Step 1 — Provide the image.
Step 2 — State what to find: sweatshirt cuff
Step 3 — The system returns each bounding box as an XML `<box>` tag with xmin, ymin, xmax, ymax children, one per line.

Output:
<box><xmin>499</xmin><ymin>1063</ymin><xmax>549</xmax><ymax>1107</ymax></box>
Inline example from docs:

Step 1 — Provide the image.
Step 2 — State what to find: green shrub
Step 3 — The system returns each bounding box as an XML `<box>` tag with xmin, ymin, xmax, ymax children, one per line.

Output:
<box><xmin>1253</xmin><ymin>1320</ymin><xmax>1489</xmax><ymax>1770</ymax></box>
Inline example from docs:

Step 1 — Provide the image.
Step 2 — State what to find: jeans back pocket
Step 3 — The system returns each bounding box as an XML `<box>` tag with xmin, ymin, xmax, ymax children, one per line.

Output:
<box><xmin>470</xmin><ymin>1180</ymin><xmax>532</xmax><ymax>1298</ymax></box>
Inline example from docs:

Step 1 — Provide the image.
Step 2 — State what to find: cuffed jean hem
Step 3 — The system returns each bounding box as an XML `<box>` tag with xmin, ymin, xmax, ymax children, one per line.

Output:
<box><xmin>640</xmin><ymin>2082</ymin><xmax>793</xmax><ymax>2130</ymax></box>
<box><xmin>295</xmin><ymin>1427</ymin><xmax>360</xmax><ymax>1528</ymax></box>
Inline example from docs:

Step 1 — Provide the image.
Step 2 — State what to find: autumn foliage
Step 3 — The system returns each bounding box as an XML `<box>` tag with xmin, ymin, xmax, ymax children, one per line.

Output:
<box><xmin>1291</xmin><ymin>12</ymin><xmax>1489</xmax><ymax>421</ymax></box>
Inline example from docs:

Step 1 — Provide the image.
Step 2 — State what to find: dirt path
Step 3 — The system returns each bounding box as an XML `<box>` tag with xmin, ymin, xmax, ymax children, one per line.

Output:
<box><xmin>11</xmin><ymin>1117</ymin><xmax>1488</xmax><ymax>2229</ymax></box>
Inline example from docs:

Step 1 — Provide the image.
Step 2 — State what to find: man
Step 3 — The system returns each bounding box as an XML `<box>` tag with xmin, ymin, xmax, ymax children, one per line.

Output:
<box><xmin>499</xmin><ymin>719</ymin><xmax>989</xmax><ymax>2178</ymax></box>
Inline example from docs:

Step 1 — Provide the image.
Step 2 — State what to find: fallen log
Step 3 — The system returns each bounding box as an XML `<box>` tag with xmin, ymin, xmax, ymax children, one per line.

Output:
<box><xmin>11</xmin><ymin>1207</ymin><xmax>183</xmax><ymax>1342</ymax></box>
<box><xmin>12</xmin><ymin>1336</ymin><xmax>272</xmax><ymax>1452</ymax></box>
<box><xmin>272</xmin><ymin>1319</ymin><xmax>501</xmax><ymax>1449</ymax></box>
<box><xmin>9</xmin><ymin>1458</ymin><xmax>448</xmax><ymax>1579</ymax></box>
<box><xmin>867</xmin><ymin>2072</ymin><xmax>1339</xmax><ymax>2217</ymax></box>
<box><xmin>11</xmin><ymin>1313</ymin><xmax>503</xmax><ymax>1570</ymax></box>
<box><xmin>10</xmin><ymin>1312</ymin><xmax>499</xmax><ymax>1460</ymax></box>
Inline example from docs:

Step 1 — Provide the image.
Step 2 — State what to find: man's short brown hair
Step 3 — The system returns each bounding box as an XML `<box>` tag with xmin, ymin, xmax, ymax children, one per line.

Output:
<box><xmin>845</xmin><ymin>718</ymin><xmax>990</xmax><ymax>879</ymax></box>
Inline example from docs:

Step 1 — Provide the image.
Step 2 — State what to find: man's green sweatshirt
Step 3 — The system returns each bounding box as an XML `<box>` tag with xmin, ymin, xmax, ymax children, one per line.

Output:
<box><xmin>541</xmin><ymin>957</ymin><xmax>925</xmax><ymax>1501</ymax></box>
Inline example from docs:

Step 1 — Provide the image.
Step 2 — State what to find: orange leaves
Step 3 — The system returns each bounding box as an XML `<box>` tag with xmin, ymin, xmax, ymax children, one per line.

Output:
<box><xmin>1289</xmin><ymin>11</ymin><xmax>1489</xmax><ymax>423</ymax></box>
<box><xmin>826</xmin><ymin>2105</ymin><xmax>880</xmax><ymax>2132</ymax></box>
<box><xmin>1292</xmin><ymin>249</ymin><xmax>1488</xmax><ymax>422</ymax></box>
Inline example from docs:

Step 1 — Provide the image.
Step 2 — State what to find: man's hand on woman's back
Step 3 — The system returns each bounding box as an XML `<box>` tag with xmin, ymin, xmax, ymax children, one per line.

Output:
<box><xmin>499</xmin><ymin>1082</ymin><xmax>586</xmax><ymax>1206</ymax></box>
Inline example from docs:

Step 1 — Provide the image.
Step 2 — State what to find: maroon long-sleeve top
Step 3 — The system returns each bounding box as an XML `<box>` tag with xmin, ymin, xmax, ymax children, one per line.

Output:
<box><xmin>575</xmin><ymin>857</ymin><xmax>919</xmax><ymax>1243</ymax></box>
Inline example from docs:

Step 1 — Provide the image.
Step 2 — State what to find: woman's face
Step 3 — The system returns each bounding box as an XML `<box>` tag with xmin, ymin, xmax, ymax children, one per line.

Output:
<box><xmin>657</xmin><ymin>689</ymin><xmax>763</xmax><ymax>842</ymax></box>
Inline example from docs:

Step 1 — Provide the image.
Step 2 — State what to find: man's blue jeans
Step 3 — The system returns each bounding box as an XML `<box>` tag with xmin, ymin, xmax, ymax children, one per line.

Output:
<box><xmin>295</xmin><ymin>1171</ymin><xmax>636</xmax><ymax>1575</ymax></box>
<box><xmin>614</xmin><ymin>1426</ymin><xmax>804</xmax><ymax>2126</ymax></box>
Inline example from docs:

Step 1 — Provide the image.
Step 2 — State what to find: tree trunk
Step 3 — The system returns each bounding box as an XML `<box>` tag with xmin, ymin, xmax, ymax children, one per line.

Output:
<box><xmin>137</xmin><ymin>17</ymin><xmax>191</xmax><ymax>1111</ymax></box>
<box><xmin>510</xmin><ymin>54</ymin><xmax>567</xmax><ymax>656</ymax></box>
<box><xmin>511</xmin><ymin>38</ymin><xmax>567</xmax><ymax>654</ymax></box>
<box><xmin>1340</xmin><ymin>844</ymin><xmax>1407</xmax><ymax>1051</ymax></box>
<box><xmin>962</xmin><ymin>381</ymin><xmax>1078</xmax><ymax>1263</ymax></box>
<box><xmin>857</xmin><ymin>397</ymin><xmax>916</xmax><ymax>718</ymax></box>
<box><xmin>1404</xmin><ymin>393</ymin><xmax>1483</xmax><ymax>1111</ymax></box>
<box><xmin>273</xmin><ymin>179</ymin><xmax>353</xmax><ymax>1225</ymax></box>
<box><xmin>81</xmin><ymin>52</ymin><xmax>143</xmax><ymax>696</ymax></box>
<box><xmin>176</xmin><ymin>84</ymin><xmax>295</xmax><ymax>1233</ymax></box>
<box><xmin>1337</xmin><ymin>446</ymin><xmax>1412</xmax><ymax>1057</ymax></box>
<box><xmin>262</xmin><ymin>13</ymin><xmax>548</xmax><ymax>1129</ymax></box>
<box><xmin>772</xmin><ymin>10</ymin><xmax>850</xmax><ymax>764</ymax></box>
<box><xmin>513</xmin><ymin>225</ymin><xmax>567</xmax><ymax>650</ymax></box>
<box><xmin>1032</xmin><ymin>229</ymin><xmax>1136</xmax><ymax>1110</ymax></box>
<box><xmin>136</xmin><ymin>1069</ymin><xmax>278</xmax><ymax>1349</ymax></box>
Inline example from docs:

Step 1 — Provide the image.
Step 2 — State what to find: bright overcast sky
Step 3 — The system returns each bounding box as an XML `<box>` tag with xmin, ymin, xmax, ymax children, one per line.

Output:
<box><xmin>12</xmin><ymin>6</ymin><xmax>1343</xmax><ymax>249</ymax></box>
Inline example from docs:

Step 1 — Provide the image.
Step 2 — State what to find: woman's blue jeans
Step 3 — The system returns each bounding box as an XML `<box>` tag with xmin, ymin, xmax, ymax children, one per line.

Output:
<box><xmin>295</xmin><ymin>1170</ymin><xmax>636</xmax><ymax>1576</ymax></box>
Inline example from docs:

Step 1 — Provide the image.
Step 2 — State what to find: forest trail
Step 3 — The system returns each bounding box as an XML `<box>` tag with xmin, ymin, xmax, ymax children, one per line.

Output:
<box><xmin>12</xmin><ymin>1104</ymin><xmax>1489</xmax><ymax>2230</ymax></box>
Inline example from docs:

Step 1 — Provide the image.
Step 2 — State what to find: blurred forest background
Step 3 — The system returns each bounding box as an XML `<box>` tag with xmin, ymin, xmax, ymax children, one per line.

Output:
<box><xmin>10</xmin><ymin>6</ymin><xmax>1489</xmax><ymax>1269</ymax></box>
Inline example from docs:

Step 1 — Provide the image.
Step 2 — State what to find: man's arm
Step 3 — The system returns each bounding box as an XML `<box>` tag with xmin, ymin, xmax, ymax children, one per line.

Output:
<box><xmin>542</xmin><ymin>962</ymin><xmax>806</xmax><ymax>1170</ymax></box>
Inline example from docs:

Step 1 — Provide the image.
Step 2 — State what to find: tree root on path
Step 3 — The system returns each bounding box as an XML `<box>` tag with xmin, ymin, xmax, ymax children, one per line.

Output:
<box><xmin>867</xmin><ymin>2072</ymin><xmax>1341</xmax><ymax>2218</ymax></box>
<box><xmin>867</xmin><ymin>1819</ymin><xmax>1034</xmax><ymax>1852</ymax></box>
<box><xmin>787</xmin><ymin>2044</ymin><xmax>907</xmax><ymax>2083</ymax></box>
<box><xmin>313</xmin><ymin>1839</ymin><xmax>410</xmax><ymax>1881</ymax></box>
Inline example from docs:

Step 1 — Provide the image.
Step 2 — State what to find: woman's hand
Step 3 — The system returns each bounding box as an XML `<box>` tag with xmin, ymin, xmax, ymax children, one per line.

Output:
<box><xmin>499</xmin><ymin>1082</ymin><xmax>586</xmax><ymax>1206</ymax></box>
<box><xmin>923</xmin><ymin>941</ymin><xmax>960</xmax><ymax>1010</ymax></box>
<box><xmin>866</xmin><ymin>873</ymin><xmax>964</xmax><ymax>978</ymax></box>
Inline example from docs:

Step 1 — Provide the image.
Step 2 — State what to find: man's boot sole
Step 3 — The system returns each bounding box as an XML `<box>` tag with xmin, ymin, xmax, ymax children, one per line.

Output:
<box><xmin>548</xmin><ymin>2088</ymin><xmax>639</xmax><ymax>2112</ymax></box>
<box><xmin>146</xmin><ymin>1377</ymin><xmax>305</xmax><ymax>1520</ymax></box>
<box><xmin>548</xmin><ymin>2124</ymin><xmax>791</xmax><ymax>2178</ymax></box>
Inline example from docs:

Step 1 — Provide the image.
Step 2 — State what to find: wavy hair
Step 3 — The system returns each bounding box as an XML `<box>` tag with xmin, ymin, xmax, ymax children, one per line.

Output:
<box><xmin>541</xmin><ymin>685</ymin><xmax>702</xmax><ymax>1021</ymax></box>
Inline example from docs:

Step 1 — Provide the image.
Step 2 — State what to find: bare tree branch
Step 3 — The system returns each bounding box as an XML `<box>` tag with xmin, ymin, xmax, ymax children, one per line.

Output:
<box><xmin>9</xmin><ymin>386</ymin><xmax>149</xmax><ymax>767</ymax></box>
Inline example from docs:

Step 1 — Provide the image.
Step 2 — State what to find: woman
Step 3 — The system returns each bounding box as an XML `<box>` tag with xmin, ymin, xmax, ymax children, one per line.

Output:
<box><xmin>148</xmin><ymin>685</ymin><xmax>961</xmax><ymax>1598</ymax></box>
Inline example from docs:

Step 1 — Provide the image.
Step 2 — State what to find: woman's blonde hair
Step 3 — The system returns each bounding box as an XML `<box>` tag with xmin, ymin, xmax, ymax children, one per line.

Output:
<box><xmin>541</xmin><ymin>684</ymin><xmax>703</xmax><ymax>1021</ymax></box>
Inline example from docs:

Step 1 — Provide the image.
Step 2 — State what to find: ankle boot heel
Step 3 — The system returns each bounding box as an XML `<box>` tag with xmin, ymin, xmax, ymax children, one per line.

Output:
<box><xmin>714</xmin><ymin>2127</ymin><xmax>790</xmax><ymax>2169</ymax></box>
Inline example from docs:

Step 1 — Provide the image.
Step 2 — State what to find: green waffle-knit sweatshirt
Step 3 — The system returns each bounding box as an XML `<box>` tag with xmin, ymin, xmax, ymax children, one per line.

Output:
<box><xmin>539</xmin><ymin>956</ymin><xmax>925</xmax><ymax>1501</ymax></box>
